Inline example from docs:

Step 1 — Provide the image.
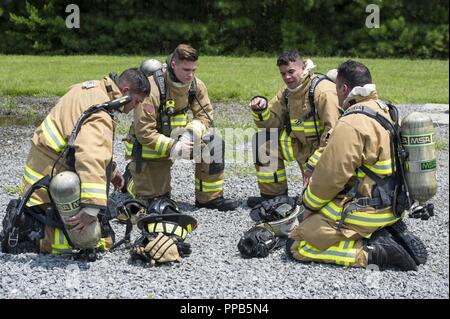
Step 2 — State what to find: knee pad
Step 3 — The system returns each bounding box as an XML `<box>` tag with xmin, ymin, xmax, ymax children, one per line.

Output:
<box><xmin>203</xmin><ymin>133</ymin><xmax>225</xmax><ymax>175</ymax></box>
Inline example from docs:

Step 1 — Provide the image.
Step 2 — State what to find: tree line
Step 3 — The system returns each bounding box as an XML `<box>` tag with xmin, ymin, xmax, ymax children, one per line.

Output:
<box><xmin>0</xmin><ymin>0</ymin><xmax>448</xmax><ymax>58</ymax></box>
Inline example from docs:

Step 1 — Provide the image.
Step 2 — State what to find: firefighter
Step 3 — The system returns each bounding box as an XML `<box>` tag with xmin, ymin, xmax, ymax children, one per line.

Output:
<box><xmin>124</xmin><ymin>44</ymin><xmax>238</xmax><ymax>211</ymax></box>
<box><xmin>1</xmin><ymin>68</ymin><xmax>150</xmax><ymax>257</ymax></box>
<box><xmin>287</xmin><ymin>60</ymin><xmax>426</xmax><ymax>271</ymax></box>
<box><xmin>248</xmin><ymin>51</ymin><xmax>341</xmax><ymax>208</ymax></box>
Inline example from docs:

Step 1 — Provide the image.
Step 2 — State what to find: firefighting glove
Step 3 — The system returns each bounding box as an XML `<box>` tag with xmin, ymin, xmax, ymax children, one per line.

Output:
<box><xmin>132</xmin><ymin>233</ymin><xmax>182</xmax><ymax>266</ymax></box>
<box><xmin>170</xmin><ymin>140</ymin><xmax>193</xmax><ymax>161</ymax></box>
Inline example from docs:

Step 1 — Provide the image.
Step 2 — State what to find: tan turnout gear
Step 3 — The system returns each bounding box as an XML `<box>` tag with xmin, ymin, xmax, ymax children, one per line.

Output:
<box><xmin>289</xmin><ymin>87</ymin><xmax>402</xmax><ymax>267</ymax></box>
<box><xmin>252</xmin><ymin>65</ymin><xmax>340</xmax><ymax>196</ymax></box>
<box><xmin>124</xmin><ymin>70</ymin><xmax>224</xmax><ymax>204</ymax></box>
<box><xmin>21</xmin><ymin>76</ymin><xmax>122</xmax><ymax>252</ymax></box>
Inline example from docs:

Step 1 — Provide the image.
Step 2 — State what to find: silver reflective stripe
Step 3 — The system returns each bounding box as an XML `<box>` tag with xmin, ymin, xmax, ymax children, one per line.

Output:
<box><xmin>301</xmin><ymin>245</ymin><xmax>356</xmax><ymax>258</ymax></box>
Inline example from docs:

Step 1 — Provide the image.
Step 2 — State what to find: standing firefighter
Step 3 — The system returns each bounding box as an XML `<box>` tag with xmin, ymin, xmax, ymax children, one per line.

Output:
<box><xmin>124</xmin><ymin>44</ymin><xmax>238</xmax><ymax>211</ymax></box>
<box><xmin>1</xmin><ymin>68</ymin><xmax>150</xmax><ymax>259</ymax></box>
<box><xmin>248</xmin><ymin>51</ymin><xmax>341</xmax><ymax>207</ymax></box>
<box><xmin>287</xmin><ymin>60</ymin><xmax>427</xmax><ymax>271</ymax></box>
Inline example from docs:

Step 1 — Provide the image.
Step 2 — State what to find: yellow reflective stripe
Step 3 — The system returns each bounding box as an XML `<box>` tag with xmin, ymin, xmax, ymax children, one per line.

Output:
<box><xmin>41</xmin><ymin>115</ymin><xmax>66</xmax><ymax>153</ymax></box>
<box><xmin>124</xmin><ymin>141</ymin><xmax>133</xmax><ymax>156</ymax></box>
<box><xmin>80</xmin><ymin>183</ymin><xmax>107</xmax><ymax>200</ymax></box>
<box><xmin>256</xmin><ymin>169</ymin><xmax>287</xmax><ymax>183</ymax></box>
<box><xmin>308</xmin><ymin>150</ymin><xmax>322</xmax><ymax>166</ymax></box>
<box><xmin>127</xmin><ymin>179</ymin><xmax>135</xmax><ymax>198</ymax></box>
<box><xmin>96</xmin><ymin>238</ymin><xmax>107</xmax><ymax>250</ymax></box>
<box><xmin>26</xmin><ymin>196</ymin><xmax>45</xmax><ymax>207</ymax></box>
<box><xmin>51</xmin><ymin>228</ymin><xmax>72</xmax><ymax>254</ymax></box>
<box><xmin>320</xmin><ymin>201</ymin><xmax>400</xmax><ymax>227</ymax></box>
<box><xmin>290</xmin><ymin>119</ymin><xmax>304</xmax><ymax>132</ymax></box>
<box><xmin>303</xmin><ymin>187</ymin><xmax>329</xmax><ymax>209</ymax></box>
<box><xmin>280</xmin><ymin>129</ymin><xmax>295</xmax><ymax>161</ymax></box>
<box><xmin>195</xmin><ymin>178</ymin><xmax>224</xmax><ymax>192</ymax></box>
<box><xmin>170</xmin><ymin>114</ymin><xmax>188</xmax><ymax>127</ymax></box>
<box><xmin>141</xmin><ymin>135</ymin><xmax>171</xmax><ymax>158</ymax></box>
<box><xmin>297</xmin><ymin>241</ymin><xmax>357</xmax><ymax>264</ymax></box>
<box><xmin>303</xmin><ymin>121</ymin><xmax>323</xmax><ymax>134</ymax></box>
<box><xmin>253</xmin><ymin>108</ymin><xmax>270</xmax><ymax>121</ymax></box>
<box><xmin>364</xmin><ymin>159</ymin><xmax>393</xmax><ymax>175</ymax></box>
<box><xmin>147</xmin><ymin>222</ymin><xmax>187</xmax><ymax>240</ymax></box>
<box><xmin>23</xmin><ymin>165</ymin><xmax>44</xmax><ymax>185</ymax></box>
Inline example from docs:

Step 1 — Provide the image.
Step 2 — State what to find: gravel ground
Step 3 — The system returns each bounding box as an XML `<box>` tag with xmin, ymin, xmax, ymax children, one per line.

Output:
<box><xmin>0</xmin><ymin>97</ymin><xmax>448</xmax><ymax>299</ymax></box>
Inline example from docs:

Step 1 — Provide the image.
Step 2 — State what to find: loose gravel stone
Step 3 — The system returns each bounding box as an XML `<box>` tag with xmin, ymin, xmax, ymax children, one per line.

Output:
<box><xmin>0</xmin><ymin>98</ymin><xmax>448</xmax><ymax>299</ymax></box>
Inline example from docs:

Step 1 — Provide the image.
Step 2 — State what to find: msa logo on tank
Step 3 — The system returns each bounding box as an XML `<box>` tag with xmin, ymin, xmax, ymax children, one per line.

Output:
<box><xmin>421</xmin><ymin>159</ymin><xmax>436</xmax><ymax>171</ymax></box>
<box><xmin>401</xmin><ymin>133</ymin><xmax>434</xmax><ymax>146</ymax></box>
<box><xmin>55</xmin><ymin>199</ymin><xmax>80</xmax><ymax>214</ymax></box>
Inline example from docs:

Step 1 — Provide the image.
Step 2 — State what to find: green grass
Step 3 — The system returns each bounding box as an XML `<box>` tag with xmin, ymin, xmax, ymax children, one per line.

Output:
<box><xmin>0</xmin><ymin>55</ymin><xmax>448</xmax><ymax>104</ymax></box>
<box><xmin>436</xmin><ymin>139</ymin><xmax>449</xmax><ymax>151</ymax></box>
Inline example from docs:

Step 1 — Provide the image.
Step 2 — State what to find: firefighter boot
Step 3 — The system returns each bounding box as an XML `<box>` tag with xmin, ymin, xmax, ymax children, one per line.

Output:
<box><xmin>195</xmin><ymin>197</ymin><xmax>239</xmax><ymax>211</ymax></box>
<box><xmin>386</xmin><ymin>220</ymin><xmax>428</xmax><ymax>265</ymax></box>
<box><xmin>365</xmin><ymin>230</ymin><xmax>418</xmax><ymax>271</ymax></box>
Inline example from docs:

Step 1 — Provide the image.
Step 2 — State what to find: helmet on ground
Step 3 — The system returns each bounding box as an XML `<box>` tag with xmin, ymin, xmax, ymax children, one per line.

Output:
<box><xmin>147</xmin><ymin>197</ymin><xmax>181</xmax><ymax>215</ymax></box>
<box><xmin>137</xmin><ymin>213</ymin><xmax>198</xmax><ymax>242</ymax></box>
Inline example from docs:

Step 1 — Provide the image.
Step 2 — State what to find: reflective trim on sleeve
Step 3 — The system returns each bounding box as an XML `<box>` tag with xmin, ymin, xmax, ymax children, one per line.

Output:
<box><xmin>308</xmin><ymin>150</ymin><xmax>322</xmax><ymax>167</ymax></box>
<box><xmin>41</xmin><ymin>115</ymin><xmax>66</xmax><ymax>153</ymax></box>
<box><xmin>80</xmin><ymin>183</ymin><xmax>107</xmax><ymax>200</ymax></box>
<box><xmin>141</xmin><ymin>135</ymin><xmax>171</xmax><ymax>159</ymax></box>
<box><xmin>25</xmin><ymin>196</ymin><xmax>45</xmax><ymax>207</ymax></box>
<box><xmin>23</xmin><ymin>165</ymin><xmax>44</xmax><ymax>185</ymax></box>
<box><xmin>252</xmin><ymin>108</ymin><xmax>270</xmax><ymax>122</ymax></box>
<box><xmin>303</xmin><ymin>187</ymin><xmax>329</xmax><ymax>209</ymax></box>
<box><xmin>290</xmin><ymin>119</ymin><xmax>323</xmax><ymax>133</ymax></box>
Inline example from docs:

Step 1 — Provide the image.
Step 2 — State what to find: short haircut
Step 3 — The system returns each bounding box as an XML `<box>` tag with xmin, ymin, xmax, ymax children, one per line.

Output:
<box><xmin>119</xmin><ymin>68</ymin><xmax>150</xmax><ymax>96</ymax></box>
<box><xmin>337</xmin><ymin>60</ymin><xmax>372</xmax><ymax>89</ymax></box>
<box><xmin>173</xmin><ymin>44</ymin><xmax>198</xmax><ymax>63</ymax></box>
<box><xmin>276</xmin><ymin>51</ymin><xmax>304</xmax><ymax>66</ymax></box>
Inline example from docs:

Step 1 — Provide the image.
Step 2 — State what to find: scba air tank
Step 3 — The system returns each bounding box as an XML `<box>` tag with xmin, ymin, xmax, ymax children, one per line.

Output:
<box><xmin>49</xmin><ymin>171</ymin><xmax>81</xmax><ymax>223</ymax></box>
<box><xmin>400</xmin><ymin>112</ymin><xmax>437</xmax><ymax>204</ymax></box>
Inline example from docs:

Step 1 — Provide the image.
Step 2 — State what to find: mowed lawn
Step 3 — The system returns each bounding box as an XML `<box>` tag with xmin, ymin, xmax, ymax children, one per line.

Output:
<box><xmin>0</xmin><ymin>55</ymin><xmax>448</xmax><ymax>104</ymax></box>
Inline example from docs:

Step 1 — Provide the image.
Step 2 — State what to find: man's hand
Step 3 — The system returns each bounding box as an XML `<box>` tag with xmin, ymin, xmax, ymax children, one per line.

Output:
<box><xmin>65</xmin><ymin>208</ymin><xmax>99</xmax><ymax>233</ymax></box>
<box><xmin>249</xmin><ymin>96</ymin><xmax>267</xmax><ymax>111</ymax></box>
<box><xmin>111</xmin><ymin>172</ymin><xmax>125</xmax><ymax>191</ymax></box>
<box><xmin>303</xmin><ymin>171</ymin><xmax>312</xmax><ymax>187</ymax></box>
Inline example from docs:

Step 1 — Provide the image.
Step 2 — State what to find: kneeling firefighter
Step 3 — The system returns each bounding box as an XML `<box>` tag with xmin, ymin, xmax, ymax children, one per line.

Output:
<box><xmin>0</xmin><ymin>68</ymin><xmax>150</xmax><ymax>260</ymax></box>
<box><xmin>287</xmin><ymin>60</ymin><xmax>434</xmax><ymax>271</ymax></box>
<box><xmin>123</xmin><ymin>44</ymin><xmax>238</xmax><ymax>211</ymax></box>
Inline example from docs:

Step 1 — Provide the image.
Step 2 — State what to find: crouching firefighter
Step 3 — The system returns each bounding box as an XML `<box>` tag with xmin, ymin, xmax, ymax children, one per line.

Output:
<box><xmin>0</xmin><ymin>68</ymin><xmax>150</xmax><ymax>260</ymax></box>
<box><xmin>287</xmin><ymin>60</ymin><xmax>429</xmax><ymax>271</ymax></box>
<box><xmin>248</xmin><ymin>51</ymin><xmax>341</xmax><ymax>208</ymax></box>
<box><xmin>123</xmin><ymin>44</ymin><xmax>238</xmax><ymax>211</ymax></box>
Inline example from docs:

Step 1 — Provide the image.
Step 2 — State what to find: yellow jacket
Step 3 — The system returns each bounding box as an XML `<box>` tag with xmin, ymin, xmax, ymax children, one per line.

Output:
<box><xmin>23</xmin><ymin>76</ymin><xmax>122</xmax><ymax>209</ymax></box>
<box><xmin>252</xmin><ymin>73</ymin><xmax>340</xmax><ymax>171</ymax></box>
<box><xmin>302</xmin><ymin>89</ymin><xmax>401</xmax><ymax>237</ymax></box>
<box><xmin>125</xmin><ymin>70</ymin><xmax>213</xmax><ymax>160</ymax></box>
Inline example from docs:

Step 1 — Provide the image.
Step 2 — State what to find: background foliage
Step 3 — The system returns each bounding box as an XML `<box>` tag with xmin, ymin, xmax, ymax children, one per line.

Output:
<box><xmin>0</xmin><ymin>0</ymin><xmax>448</xmax><ymax>58</ymax></box>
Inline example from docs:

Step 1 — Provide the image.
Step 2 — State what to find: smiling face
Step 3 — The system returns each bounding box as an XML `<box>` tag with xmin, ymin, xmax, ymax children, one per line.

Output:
<box><xmin>171</xmin><ymin>58</ymin><xmax>197</xmax><ymax>84</ymax></box>
<box><xmin>279</xmin><ymin>61</ymin><xmax>306</xmax><ymax>90</ymax></box>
